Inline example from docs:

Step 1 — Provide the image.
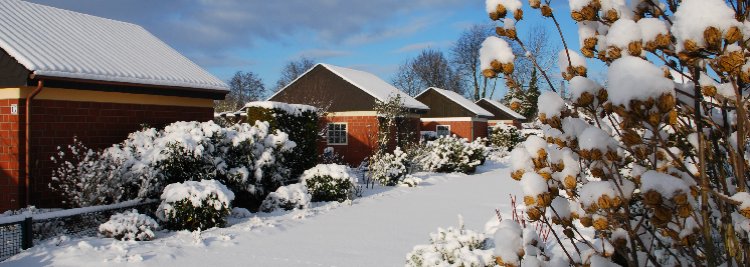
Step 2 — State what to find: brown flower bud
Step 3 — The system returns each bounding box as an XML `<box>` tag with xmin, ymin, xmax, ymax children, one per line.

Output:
<box><xmin>514</xmin><ymin>9</ymin><xmax>524</xmax><ymax>21</ymax></box>
<box><xmin>673</xmin><ymin>193</ymin><xmax>688</xmax><ymax>205</ymax></box>
<box><xmin>496</xmin><ymin>4</ymin><xmax>508</xmax><ymax>19</ymax></box>
<box><xmin>495</xmin><ymin>27</ymin><xmax>507</xmax><ymax>37</ymax></box>
<box><xmin>622</xmin><ymin>130</ymin><xmax>641</xmax><ymax>147</ymax></box>
<box><xmin>506</xmin><ymin>28</ymin><xmax>518</xmax><ymax>39</ymax></box>
<box><xmin>598</xmin><ymin>195</ymin><xmax>613</xmax><ymax>209</ymax></box>
<box><xmin>657</xmin><ymin>93</ymin><xmax>675</xmax><ymax>113</ymax></box>
<box><xmin>576</xmin><ymin>91</ymin><xmax>595</xmax><ymax>106</ymax></box>
<box><xmin>489</xmin><ymin>12</ymin><xmax>500</xmax><ymax>21</ymax></box>
<box><xmin>702</xmin><ymin>85</ymin><xmax>717</xmax><ymax>97</ymax></box>
<box><xmin>490</xmin><ymin>59</ymin><xmax>503</xmax><ymax>72</ymax></box>
<box><xmin>580</xmin><ymin>216</ymin><xmax>593</xmax><ymax>227</ymax></box>
<box><xmin>581</xmin><ymin>47</ymin><xmax>595</xmax><ymax>58</ymax></box>
<box><xmin>511</xmin><ymin>170</ymin><xmax>525</xmax><ymax>180</ymax></box>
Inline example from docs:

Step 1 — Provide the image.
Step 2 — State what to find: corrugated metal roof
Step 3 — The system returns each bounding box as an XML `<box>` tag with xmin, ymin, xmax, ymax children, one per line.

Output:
<box><xmin>0</xmin><ymin>0</ymin><xmax>228</xmax><ymax>91</ymax></box>
<box><xmin>417</xmin><ymin>87</ymin><xmax>494</xmax><ymax>117</ymax></box>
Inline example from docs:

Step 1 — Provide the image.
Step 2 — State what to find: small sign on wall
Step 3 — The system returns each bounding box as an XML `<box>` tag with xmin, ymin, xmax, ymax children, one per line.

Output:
<box><xmin>10</xmin><ymin>104</ymin><xmax>18</xmax><ymax>115</ymax></box>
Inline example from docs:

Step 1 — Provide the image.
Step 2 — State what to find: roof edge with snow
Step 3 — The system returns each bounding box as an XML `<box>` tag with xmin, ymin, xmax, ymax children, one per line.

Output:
<box><xmin>477</xmin><ymin>98</ymin><xmax>527</xmax><ymax>120</ymax></box>
<box><xmin>417</xmin><ymin>87</ymin><xmax>493</xmax><ymax>117</ymax></box>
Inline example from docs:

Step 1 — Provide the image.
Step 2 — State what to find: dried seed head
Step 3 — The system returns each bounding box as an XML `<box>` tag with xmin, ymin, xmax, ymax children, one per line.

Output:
<box><xmin>593</xmin><ymin>216</ymin><xmax>609</xmax><ymax>231</ymax></box>
<box><xmin>628</xmin><ymin>41</ymin><xmax>643</xmax><ymax>56</ymax></box>
<box><xmin>580</xmin><ymin>216</ymin><xmax>593</xmax><ymax>227</ymax></box>
<box><xmin>643</xmin><ymin>190</ymin><xmax>663</xmax><ymax>206</ymax></box>
<box><xmin>511</xmin><ymin>170</ymin><xmax>525</xmax><ymax>180</ymax></box>
<box><xmin>581</xmin><ymin>47</ymin><xmax>596</xmax><ymax>58</ymax></box>
<box><xmin>608</xmin><ymin>46</ymin><xmax>622</xmax><ymax>59</ymax></box>
<box><xmin>514</xmin><ymin>9</ymin><xmax>524</xmax><ymax>21</ymax></box>
<box><xmin>657</xmin><ymin>93</ymin><xmax>676</xmax><ymax>113</ymax></box>
<box><xmin>725</xmin><ymin>26</ymin><xmax>743</xmax><ymax>43</ymax></box>
<box><xmin>527</xmin><ymin>207</ymin><xmax>542</xmax><ymax>221</ymax></box>
<box><xmin>502</xmin><ymin>62</ymin><xmax>515</xmax><ymax>75</ymax></box>
<box><xmin>564</xmin><ymin>175</ymin><xmax>577</xmax><ymax>189</ymax></box>
<box><xmin>702</xmin><ymin>85</ymin><xmax>717</xmax><ymax>97</ymax></box>
<box><xmin>584</xmin><ymin>37</ymin><xmax>598</xmax><ymax>49</ymax></box>
<box><xmin>576</xmin><ymin>91</ymin><xmax>595</xmax><ymax>106</ymax></box>
<box><xmin>677</xmin><ymin>205</ymin><xmax>692</xmax><ymax>218</ymax></box>
<box><xmin>482</xmin><ymin>69</ymin><xmax>497</xmax><ymax>78</ymax></box>
<box><xmin>529</xmin><ymin>0</ymin><xmax>541</xmax><ymax>9</ymax></box>
<box><xmin>683</xmin><ymin>39</ymin><xmax>699</xmax><ymax>53</ymax></box>
<box><xmin>524</xmin><ymin>195</ymin><xmax>536</xmax><ymax>206</ymax></box>
<box><xmin>490</xmin><ymin>59</ymin><xmax>503</xmax><ymax>72</ymax></box>
<box><xmin>703</xmin><ymin>26</ymin><xmax>722</xmax><ymax>51</ymax></box>
<box><xmin>541</xmin><ymin>5</ymin><xmax>553</xmax><ymax>17</ymax></box>
<box><xmin>603</xmin><ymin>9</ymin><xmax>619</xmax><ymax>22</ymax></box>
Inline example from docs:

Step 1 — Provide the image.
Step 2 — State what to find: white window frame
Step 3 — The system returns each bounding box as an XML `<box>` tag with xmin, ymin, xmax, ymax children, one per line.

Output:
<box><xmin>327</xmin><ymin>122</ymin><xmax>348</xmax><ymax>145</ymax></box>
<box><xmin>436</xmin><ymin>125</ymin><xmax>451</xmax><ymax>137</ymax></box>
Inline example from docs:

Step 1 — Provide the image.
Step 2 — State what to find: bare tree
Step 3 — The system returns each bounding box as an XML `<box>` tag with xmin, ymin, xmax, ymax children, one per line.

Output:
<box><xmin>513</xmin><ymin>25</ymin><xmax>558</xmax><ymax>91</ymax></box>
<box><xmin>392</xmin><ymin>49</ymin><xmax>463</xmax><ymax>96</ymax></box>
<box><xmin>451</xmin><ymin>24</ymin><xmax>499</xmax><ymax>101</ymax></box>
<box><xmin>215</xmin><ymin>71</ymin><xmax>265</xmax><ymax>112</ymax></box>
<box><xmin>274</xmin><ymin>57</ymin><xmax>316</xmax><ymax>92</ymax></box>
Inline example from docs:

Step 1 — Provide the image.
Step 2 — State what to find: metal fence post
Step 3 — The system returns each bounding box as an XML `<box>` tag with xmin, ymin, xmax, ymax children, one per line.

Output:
<box><xmin>22</xmin><ymin>217</ymin><xmax>33</xmax><ymax>249</ymax></box>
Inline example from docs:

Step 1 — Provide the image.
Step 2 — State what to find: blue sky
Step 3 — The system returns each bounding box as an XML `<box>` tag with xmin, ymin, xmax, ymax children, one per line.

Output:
<box><xmin>27</xmin><ymin>0</ymin><xmax>596</xmax><ymax>98</ymax></box>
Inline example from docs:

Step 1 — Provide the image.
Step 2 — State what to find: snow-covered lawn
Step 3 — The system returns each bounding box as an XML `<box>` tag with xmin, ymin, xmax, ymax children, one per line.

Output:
<box><xmin>2</xmin><ymin>161</ymin><xmax>520</xmax><ymax>267</ymax></box>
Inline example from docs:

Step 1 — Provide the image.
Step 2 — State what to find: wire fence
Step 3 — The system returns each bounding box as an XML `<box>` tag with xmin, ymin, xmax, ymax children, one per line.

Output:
<box><xmin>0</xmin><ymin>201</ymin><xmax>158</xmax><ymax>262</ymax></box>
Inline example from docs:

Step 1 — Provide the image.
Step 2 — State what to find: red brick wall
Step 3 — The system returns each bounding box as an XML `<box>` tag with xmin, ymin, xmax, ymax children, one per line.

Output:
<box><xmin>421</xmin><ymin>121</ymin><xmax>480</xmax><ymax>140</ymax></box>
<box><xmin>318</xmin><ymin>116</ymin><xmax>421</xmax><ymax>167</ymax></box>
<box><xmin>473</xmin><ymin>121</ymin><xmax>488</xmax><ymax>139</ymax></box>
<box><xmin>0</xmin><ymin>99</ymin><xmax>213</xmax><ymax>211</ymax></box>
<box><xmin>319</xmin><ymin>116</ymin><xmax>379</xmax><ymax>166</ymax></box>
<box><xmin>0</xmin><ymin>99</ymin><xmax>22</xmax><ymax>211</ymax></box>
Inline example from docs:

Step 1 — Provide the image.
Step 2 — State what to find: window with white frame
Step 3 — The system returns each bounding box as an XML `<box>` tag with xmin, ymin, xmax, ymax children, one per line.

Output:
<box><xmin>327</xmin><ymin>123</ymin><xmax>348</xmax><ymax>145</ymax></box>
<box><xmin>436</xmin><ymin>125</ymin><xmax>451</xmax><ymax>137</ymax></box>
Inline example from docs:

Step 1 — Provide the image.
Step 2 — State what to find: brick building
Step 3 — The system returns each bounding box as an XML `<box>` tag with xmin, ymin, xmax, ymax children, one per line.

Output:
<box><xmin>268</xmin><ymin>64</ymin><xmax>429</xmax><ymax>166</ymax></box>
<box><xmin>475</xmin><ymin>98</ymin><xmax>527</xmax><ymax>128</ymax></box>
<box><xmin>415</xmin><ymin>87</ymin><xmax>493</xmax><ymax>140</ymax></box>
<box><xmin>0</xmin><ymin>0</ymin><xmax>228</xmax><ymax>212</ymax></box>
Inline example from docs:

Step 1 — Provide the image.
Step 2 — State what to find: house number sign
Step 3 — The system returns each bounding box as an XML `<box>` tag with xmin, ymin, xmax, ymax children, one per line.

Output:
<box><xmin>10</xmin><ymin>104</ymin><xmax>18</xmax><ymax>115</ymax></box>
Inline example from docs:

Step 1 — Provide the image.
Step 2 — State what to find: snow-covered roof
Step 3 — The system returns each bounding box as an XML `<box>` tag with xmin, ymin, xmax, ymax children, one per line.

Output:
<box><xmin>478</xmin><ymin>98</ymin><xmax>527</xmax><ymax>120</ymax></box>
<box><xmin>417</xmin><ymin>87</ymin><xmax>493</xmax><ymax>117</ymax></box>
<box><xmin>270</xmin><ymin>63</ymin><xmax>429</xmax><ymax>110</ymax></box>
<box><xmin>0</xmin><ymin>0</ymin><xmax>228</xmax><ymax>92</ymax></box>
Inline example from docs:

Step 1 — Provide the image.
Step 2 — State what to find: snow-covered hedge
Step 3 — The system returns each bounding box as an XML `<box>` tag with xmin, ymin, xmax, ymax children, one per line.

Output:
<box><xmin>369</xmin><ymin>147</ymin><xmax>410</xmax><ymax>186</ymax></box>
<box><xmin>406</xmin><ymin>218</ymin><xmax>495</xmax><ymax>267</ymax></box>
<box><xmin>155</xmin><ymin>180</ymin><xmax>234</xmax><ymax>231</ymax></box>
<box><xmin>417</xmin><ymin>136</ymin><xmax>488</xmax><ymax>174</ymax></box>
<box><xmin>98</xmin><ymin>209</ymin><xmax>159</xmax><ymax>241</ymax></box>
<box><xmin>50</xmin><ymin>120</ymin><xmax>296</xmax><ymax>208</ymax></box>
<box><xmin>300</xmin><ymin>164</ymin><xmax>356</xmax><ymax>202</ymax></box>
<box><xmin>259</xmin><ymin>183</ymin><xmax>311</xmax><ymax>212</ymax></box>
<box><xmin>244</xmin><ymin>101</ymin><xmax>319</xmax><ymax>179</ymax></box>
<box><xmin>488</xmin><ymin>123</ymin><xmax>523</xmax><ymax>150</ymax></box>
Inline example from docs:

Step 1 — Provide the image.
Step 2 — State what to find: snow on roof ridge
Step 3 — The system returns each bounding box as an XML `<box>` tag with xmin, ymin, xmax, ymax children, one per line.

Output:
<box><xmin>320</xmin><ymin>64</ymin><xmax>429</xmax><ymax>110</ymax></box>
<box><xmin>479</xmin><ymin>98</ymin><xmax>527</xmax><ymax>120</ymax></box>
<box><xmin>418</xmin><ymin>87</ymin><xmax>493</xmax><ymax>117</ymax></box>
<box><xmin>0</xmin><ymin>0</ymin><xmax>229</xmax><ymax>91</ymax></box>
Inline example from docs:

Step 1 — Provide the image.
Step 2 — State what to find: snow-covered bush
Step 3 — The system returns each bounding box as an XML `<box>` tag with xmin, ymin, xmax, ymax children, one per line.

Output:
<box><xmin>417</xmin><ymin>136</ymin><xmax>488</xmax><ymax>174</ymax></box>
<box><xmin>50</xmin><ymin>120</ymin><xmax>296</xmax><ymax>208</ymax></box>
<box><xmin>369</xmin><ymin>147</ymin><xmax>410</xmax><ymax>186</ymax></box>
<box><xmin>155</xmin><ymin>180</ymin><xmax>234</xmax><ymax>231</ymax></box>
<box><xmin>398</xmin><ymin>175</ymin><xmax>423</xmax><ymax>188</ymax></box>
<box><xmin>259</xmin><ymin>183</ymin><xmax>311</xmax><ymax>212</ymax></box>
<box><xmin>300</xmin><ymin>164</ymin><xmax>356</xmax><ymax>202</ymax></box>
<box><xmin>98</xmin><ymin>209</ymin><xmax>159</xmax><ymax>241</ymax></box>
<box><xmin>488</xmin><ymin>123</ymin><xmax>523</xmax><ymax>150</ymax></box>
<box><xmin>50</xmin><ymin>138</ymin><xmax>125</xmax><ymax>207</ymax></box>
<box><xmin>244</xmin><ymin>101</ymin><xmax>319</xmax><ymax>178</ymax></box>
<box><xmin>480</xmin><ymin>0</ymin><xmax>750</xmax><ymax>265</ymax></box>
<box><xmin>405</xmin><ymin>217</ymin><xmax>495</xmax><ymax>267</ymax></box>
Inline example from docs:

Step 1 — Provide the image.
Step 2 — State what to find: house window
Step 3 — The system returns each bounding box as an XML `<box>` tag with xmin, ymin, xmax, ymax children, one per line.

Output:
<box><xmin>327</xmin><ymin>123</ymin><xmax>348</xmax><ymax>145</ymax></box>
<box><xmin>436</xmin><ymin>125</ymin><xmax>451</xmax><ymax>137</ymax></box>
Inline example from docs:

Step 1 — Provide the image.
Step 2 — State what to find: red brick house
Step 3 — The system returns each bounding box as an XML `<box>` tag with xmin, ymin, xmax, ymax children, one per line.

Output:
<box><xmin>268</xmin><ymin>64</ymin><xmax>429</xmax><ymax>166</ymax></box>
<box><xmin>0</xmin><ymin>0</ymin><xmax>228</xmax><ymax>212</ymax></box>
<box><xmin>475</xmin><ymin>98</ymin><xmax>527</xmax><ymax>128</ymax></box>
<box><xmin>415</xmin><ymin>87</ymin><xmax>493</xmax><ymax>140</ymax></box>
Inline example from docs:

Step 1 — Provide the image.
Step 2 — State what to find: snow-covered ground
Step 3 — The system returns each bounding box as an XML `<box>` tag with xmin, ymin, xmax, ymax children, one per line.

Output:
<box><xmin>2</xmin><ymin>161</ymin><xmax>520</xmax><ymax>267</ymax></box>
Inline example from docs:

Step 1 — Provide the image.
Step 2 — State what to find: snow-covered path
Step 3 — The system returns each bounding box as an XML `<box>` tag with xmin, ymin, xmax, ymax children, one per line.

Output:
<box><xmin>3</xmin><ymin>162</ymin><xmax>520</xmax><ymax>267</ymax></box>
